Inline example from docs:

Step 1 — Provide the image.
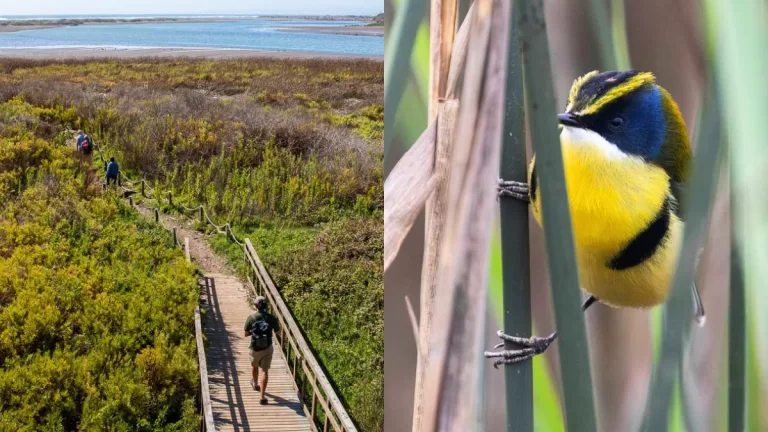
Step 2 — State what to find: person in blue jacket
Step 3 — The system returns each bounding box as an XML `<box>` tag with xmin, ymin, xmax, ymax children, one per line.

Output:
<box><xmin>106</xmin><ymin>157</ymin><xmax>119</xmax><ymax>186</ymax></box>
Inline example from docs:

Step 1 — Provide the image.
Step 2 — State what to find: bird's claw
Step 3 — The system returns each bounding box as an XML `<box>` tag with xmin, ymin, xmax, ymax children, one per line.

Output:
<box><xmin>484</xmin><ymin>330</ymin><xmax>557</xmax><ymax>368</ymax></box>
<box><xmin>497</xmin><ymin>177</ymin><xmax>530</xmax><ymax>202</ymax></box>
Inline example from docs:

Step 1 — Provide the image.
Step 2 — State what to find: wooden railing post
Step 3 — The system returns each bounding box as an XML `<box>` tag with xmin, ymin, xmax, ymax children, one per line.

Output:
<box><xmin>154</xmin><ymin>208</ymin><xmax>159</xmax><ymax>223</ymax></box>
<box><xmin>141</xmin><ymin>179</ymin><xmax>145</xmax><ymax>197</ymax></box>
<box><xmin>199</xmin><ymin>206</ymin><xmax>204</xmax><ymax>222</ymax></box>
<box><xmin>167</xmin><ymin>191</ymin><xmax>173</xmax><ymax>207</ymax></box>
<box><xmin>173</xmin><ymin>227</ymin><xmax>178</xmax><ymax>247</ymax></box>
<box><xmin>293</xmin><ymin>354</ymin><xmax>299</xmax><ymax>382</ymax></box>
<box><xmin>128</xmin><ymin>196</ymin><xmax>133</xmax><ymax>207</ymax></box>
<box><xmin>311</xmin><ymin>390</ymin><xmax>317</xmax><ymax>419</ymax></box>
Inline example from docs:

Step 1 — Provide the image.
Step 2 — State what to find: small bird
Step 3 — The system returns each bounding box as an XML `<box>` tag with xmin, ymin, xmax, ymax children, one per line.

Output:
<box><xmin>486</xmin><ymin>70</ymin><xmax>705</xmax><ymax>367</ymax></box>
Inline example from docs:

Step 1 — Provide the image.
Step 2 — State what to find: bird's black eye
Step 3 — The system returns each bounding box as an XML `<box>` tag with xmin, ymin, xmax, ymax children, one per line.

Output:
<box><xmin>609</xmin><ymin>117</ymin><xmax>624</xmax><ymax>130</ymax></box>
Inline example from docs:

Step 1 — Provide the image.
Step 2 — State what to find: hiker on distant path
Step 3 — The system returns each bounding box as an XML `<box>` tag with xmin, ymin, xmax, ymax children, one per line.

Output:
<box><xmin>244</xmin><ymin>296</ymin><xmax>281</xmax><ymax>405</ymax></box>
<box><xmin>105</xmin><ymin>157</ymin><xmax>119</xmax><ymax>186</ymax></box>
<box><xmin>76</xmin><ymin>130</ymin><xmax>93</xmax><ymax>155</ymax></box>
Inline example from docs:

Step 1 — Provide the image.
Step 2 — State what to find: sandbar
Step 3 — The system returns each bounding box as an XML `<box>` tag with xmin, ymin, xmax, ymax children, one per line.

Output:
<box><xmin>277</xmin><ymin>25</ymin><xmax>383</xmax><ymax>37</ymax></box>
<box><xmin>0</xmin><ymin>25</ymin><xmax>61</xmax><ymax>33</ymax></box>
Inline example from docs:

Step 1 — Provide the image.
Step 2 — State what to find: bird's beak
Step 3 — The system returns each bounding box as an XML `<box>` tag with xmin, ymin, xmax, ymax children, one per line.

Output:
<box><xmin>557</xmin><ymin>113</ymin><xmax>582</xmax><ymax>128</ymax></box>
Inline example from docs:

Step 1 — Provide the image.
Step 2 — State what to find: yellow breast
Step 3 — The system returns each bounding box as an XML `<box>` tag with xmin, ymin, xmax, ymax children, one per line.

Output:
<box><xmin>530</xmin><ymin>126</ymin><xmax>679</xmax><ymax>308</ymax></box>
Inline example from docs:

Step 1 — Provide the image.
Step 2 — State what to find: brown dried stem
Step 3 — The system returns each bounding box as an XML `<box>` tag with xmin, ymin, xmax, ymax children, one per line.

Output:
<box><xmin>420</xmin><ymin>0</ymin><xmax>511</xmax><ymax>429</ymax></box>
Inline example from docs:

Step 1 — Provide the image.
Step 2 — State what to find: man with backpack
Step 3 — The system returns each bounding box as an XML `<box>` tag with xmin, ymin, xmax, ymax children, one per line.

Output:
<box><xmin>76</xmin><ymin>130</ymin><xmax>93</xmax><ymax>155</ymax></box>
<box><xmin>244</xmin><ymin>296</ymin><xmax>281</xmax><ymax>405</ymax></box>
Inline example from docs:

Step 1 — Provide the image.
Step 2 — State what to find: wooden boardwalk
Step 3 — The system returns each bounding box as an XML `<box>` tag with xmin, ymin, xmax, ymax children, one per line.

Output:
<box><xmin>200</xmin><ymin>273</ymin><xmax>311</xmax><ymax>432</ymax></box>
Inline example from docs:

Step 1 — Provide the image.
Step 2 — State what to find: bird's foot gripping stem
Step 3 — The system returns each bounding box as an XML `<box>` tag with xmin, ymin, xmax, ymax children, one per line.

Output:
<box><xmin>497</xmin><ymin>178</ymin><xmax>529</xmax><ymax>202</ymax></box>
<box><xmin>484</xmin><ymin>331</ymin><xmax>557</xmax><ymax>368</ymax></box>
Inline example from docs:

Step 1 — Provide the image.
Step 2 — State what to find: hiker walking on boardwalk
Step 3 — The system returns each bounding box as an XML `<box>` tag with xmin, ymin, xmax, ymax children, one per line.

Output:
<box><xmin>244</xmin><ymin>296</ymin><xmax>281</xmax><ymax>405</ymax></box>
<box><xmin>105</xmin><ymin>157</ymin><xmax>119</xmax><ymax>186</ymax></box>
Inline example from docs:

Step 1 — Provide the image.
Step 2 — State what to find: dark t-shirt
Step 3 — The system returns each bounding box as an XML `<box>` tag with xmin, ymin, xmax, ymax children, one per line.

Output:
<box><xmin>244</xmin><ymin>311</ymin><xmax>280</xmax><ymax>351</ymax></box>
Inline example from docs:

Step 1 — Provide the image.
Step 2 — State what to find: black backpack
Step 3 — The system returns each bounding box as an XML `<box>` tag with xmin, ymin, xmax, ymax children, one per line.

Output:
<box><xmin>250</xmin><ymin>314</ymin><xmax>272</xmax><ymax>350</ymax></box>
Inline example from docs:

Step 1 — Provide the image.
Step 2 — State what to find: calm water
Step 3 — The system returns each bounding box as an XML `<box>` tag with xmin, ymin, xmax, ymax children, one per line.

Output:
<box><xmin>0</xmin><ymin>17</ymin><xmax>383</xmax><ymax>57</ymax></box>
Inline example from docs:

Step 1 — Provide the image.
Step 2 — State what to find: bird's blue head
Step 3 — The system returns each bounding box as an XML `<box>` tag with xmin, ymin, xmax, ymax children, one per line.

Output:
<box><xmin>559</xmin><ymin>70</ymin><xmax>691</xmax><ymax>182</ymax></box>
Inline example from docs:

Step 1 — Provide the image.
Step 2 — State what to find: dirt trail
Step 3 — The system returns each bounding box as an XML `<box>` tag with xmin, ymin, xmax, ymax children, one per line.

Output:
<box><xmin>133</xmin><ymin>204</ymin><xmax>231</xmax><ymax>275</ymax></box>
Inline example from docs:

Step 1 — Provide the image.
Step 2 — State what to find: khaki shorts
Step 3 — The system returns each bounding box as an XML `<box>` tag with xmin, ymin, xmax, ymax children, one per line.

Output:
<box><xmin>249</xmin><ymin>345</ymin><xmax>274</xmax><ymax>370</ymax></box>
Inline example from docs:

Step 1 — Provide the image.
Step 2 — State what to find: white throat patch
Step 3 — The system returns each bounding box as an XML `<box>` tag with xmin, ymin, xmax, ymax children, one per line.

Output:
<box><xmin>560</xmin><ymin>126</ymin><xmax>628</xmax><ymax>160</ymax></box>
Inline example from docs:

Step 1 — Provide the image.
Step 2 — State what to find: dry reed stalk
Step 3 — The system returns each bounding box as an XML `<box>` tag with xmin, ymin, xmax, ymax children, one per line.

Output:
<box><xmin>383</xmin><ymin>1</ymin><xmax>475</xmax><ymax>275</ymax></box>
<box><xmin>419</xmin><ymin>0</ymin><xmax>511</xmax><ymax>429</ymax></box>
<box><xmin>413</xmin><ymin>98</ymin><xmax>458</xmax><ymax>432</ymax></box>
<box><xmin>413</xmin><ymin>0</ymin><xmax>461</xmax><ymax>430</ymax></box>
<box><xmin>428</xmin><ymin>0</ymin><xmax>459</xmax><ymax>119</ymax></box>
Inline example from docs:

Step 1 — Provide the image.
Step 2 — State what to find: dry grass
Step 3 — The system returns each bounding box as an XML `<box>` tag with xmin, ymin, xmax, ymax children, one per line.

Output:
<box><xmin>0</xmin><ymin>57</ymin><xmax>383</xmax><ymax>225</ymax></box>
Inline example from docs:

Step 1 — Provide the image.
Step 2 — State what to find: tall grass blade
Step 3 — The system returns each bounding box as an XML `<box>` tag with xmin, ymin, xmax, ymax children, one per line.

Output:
<box><xmin>728</xmin><ymin>193</ymin><xmax>746</xmax><ymax>432</ymax></box>
<box><xmin>499</xmin><ymin>1</ymin><xmax>531</xmax><ymax>430</ymax></box>
<box><xmin>609</xmin><ymin>0</ymin><xmax>631</xmax><ymax>70</ymax></box>
<box><xmin>704</xmin><ymin>0</ymin><xmax>768</xmax><ymax>429</ymax></box>
<box><xmin>640</xmin><ymin>81</ymin><xmax>723</xmax><ymax>432</ymax></box>
<box><xmin>517</xmin><ymin>1</ymin><xmax>597</xmax><ymax>430</ymax></box>
<box><xmin>587</xmin><ymin>0</ymin><xmax>617</xmax><ymax>70</ymax></box>
<box><xmin>384</xmin><ymin>0</ymin><xmax>428</xmax><ymax>166</ymax></box>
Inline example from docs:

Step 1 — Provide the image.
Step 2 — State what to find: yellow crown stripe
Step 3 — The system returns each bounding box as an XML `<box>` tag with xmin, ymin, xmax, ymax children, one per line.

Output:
<box><xmin>577</xmin><ymin>72</ymin><xmax>656</xmax><ymax>115</ymax></box>
<box><xmin>566</xmin><ymin>70</ymin><xmax>599</xmax><ymax>111</ymax></box>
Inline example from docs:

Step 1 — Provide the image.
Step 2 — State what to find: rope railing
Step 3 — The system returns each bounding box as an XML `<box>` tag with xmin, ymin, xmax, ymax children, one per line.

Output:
<box><xmin>88</xmin><ymin>135</ymin><xmax>353</xmax><ymax>431</ymax></box>
<box><xmin>91</xmin><ymin>140</ymin><xmax>237</xmax><ymax>247</ymax></box>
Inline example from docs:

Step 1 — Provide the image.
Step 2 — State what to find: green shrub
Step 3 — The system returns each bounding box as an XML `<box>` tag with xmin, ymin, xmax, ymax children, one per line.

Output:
<box><xmin>0</xmin><ymin>120</ymin><xmax>199</xmax><ymax>430</ymax></box>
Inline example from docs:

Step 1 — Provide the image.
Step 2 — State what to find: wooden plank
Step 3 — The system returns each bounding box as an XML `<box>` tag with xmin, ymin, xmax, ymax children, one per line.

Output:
<box><xmin>245</xmin><ymin>240</ymin><xmax>355</xmax><ymax>432</ymax></box>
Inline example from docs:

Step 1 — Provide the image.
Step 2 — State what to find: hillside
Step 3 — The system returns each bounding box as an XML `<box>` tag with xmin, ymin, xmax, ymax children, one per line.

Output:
<box><xmin>0</xmin><ymin>100</ymin><xmax>200</xmax><ymax>429</ymax></box>
<box><xmin>0</xmin><ymin>57</ymin><xmax>384</xmax><ymax>431</ymax></box>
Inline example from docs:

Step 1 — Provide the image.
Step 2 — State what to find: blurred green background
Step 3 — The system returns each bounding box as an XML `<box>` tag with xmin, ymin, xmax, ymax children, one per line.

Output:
<box><xmin>383</xmin><ymin>0</ymin><xmax>768</xmax><ymax>431</ymax></box>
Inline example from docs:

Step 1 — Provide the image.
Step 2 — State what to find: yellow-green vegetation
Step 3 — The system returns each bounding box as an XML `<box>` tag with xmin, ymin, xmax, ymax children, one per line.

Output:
<box><xmin>0</xmin><ymin>57</ymin><xmax>383</xmax><ymax>431</ymax></box>
<box><xmin>0</xmin><ymin>105</ymin><xmax>200</xmax><ymax>430</ymax></box>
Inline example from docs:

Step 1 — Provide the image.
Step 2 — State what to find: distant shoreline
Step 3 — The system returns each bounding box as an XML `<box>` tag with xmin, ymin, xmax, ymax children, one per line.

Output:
<box><xmin>0</xmin><ymin>16</ymin><xmax>381</xmax><ymax>33</ymax></box>
<box><xmin>0</xmin><ymin>18</ymin><xmax>236</xmax><ymax>33</ymax></box>
<box><xmin>0</xmin><ymin>47</ymin><xmax>384</xmax><ymax>60</ymax></box>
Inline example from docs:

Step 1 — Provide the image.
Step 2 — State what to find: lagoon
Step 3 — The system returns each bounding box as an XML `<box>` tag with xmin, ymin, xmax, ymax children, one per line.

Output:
<box><xmin>0</xmin><ymin>18</ymin><xmax>383</xmax><ymax>57</ymax></box>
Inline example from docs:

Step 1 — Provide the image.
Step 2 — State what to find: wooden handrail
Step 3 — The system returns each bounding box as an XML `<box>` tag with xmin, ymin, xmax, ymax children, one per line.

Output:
<box><xmin>244</xmin><ymin>239</ymin><xmax>357</xmax><ymax>432</ymax></box>
<box><xmin>195</xmin><ymin>306</ymin><xmax>216</xmax><ymax>431</ymax></box>
<box><xmin>188</xmin><ymin>237</ymin><xmax>216</xmax><ymax>432</ymax></box>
